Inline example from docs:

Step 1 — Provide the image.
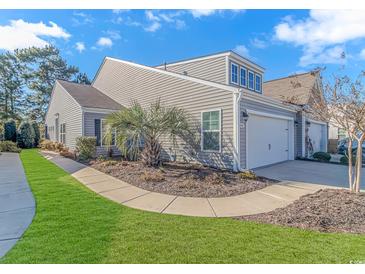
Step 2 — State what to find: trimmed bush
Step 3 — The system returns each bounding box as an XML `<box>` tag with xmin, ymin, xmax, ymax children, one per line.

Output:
<box><xmin>4</xmin><ymin>119</ymin><xmax>17</xmax><ymax>142</ymax></box>
<box><xmin>0</xmin><ymin>141</ymin><xmax>21</xmax><ymax>153</ymax></box>
<box><xmin>239</xmin><ymin>170</ymin><xmax>257</xmax><ymax>180</ymax></box>
<box><xmin>340</xmin><ymin>155</ymin><xmax>357</xmax><ymax>165</ymax></box>
<box><xmin>76</xmin><ymin>136</ymin><xmax>96</xmax><ymax>161</ymax></box>
<box><xmin>31</xmin><ymin>121</ymin><xmax>40</xmax><ymax>147</ymax></box>
<box><xmin>17</xmin><ymin>121</ymin><xmax>35</xmax><ymax>149</ymax></box>
<box><xmin>312</xmin><ymin>151</ymin><xmax>331</xmax><ymax>162</ymax></box>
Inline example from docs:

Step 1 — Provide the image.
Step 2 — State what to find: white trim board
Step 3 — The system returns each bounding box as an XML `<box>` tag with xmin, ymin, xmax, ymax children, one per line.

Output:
<box><xmin>247</xmin><ymin>109</ymin><xmax>294</xmax><ymax>121</ymax></box>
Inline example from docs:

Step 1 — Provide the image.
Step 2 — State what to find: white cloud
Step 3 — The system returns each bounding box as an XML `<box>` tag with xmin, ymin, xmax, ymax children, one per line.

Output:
<box><xmin>0</xmin><ymin>19</ymin><xmax>70</xmax><ymax>51</ymax></box>
<box><xmin>189</xmin><ymin>9</ymin><xmax>244</xmax><ymax>18</ymax></box>
<box><xmin>75</xmin><ymin>42</ymin><xmax>85</xmax><ymax>53</ymax></box>
<box><xmin>233</xmin><ymin>45</ymin><xmax>250</xmax><ymax>58</ymax></box>
<box><xmin>190</xmin><ymin>9</ymin><xmax>216</xmax><ymax>18</ymax></box>
<box><xmin>144</xmin><ymin>21</ymin><xmax>161</xmax><ymax>32</ymax></box>
<box><xmin>72</xmin><ymin>12</ymin><xmax>94</xmax><ymax>26</ymax></box>
<box><xmin>274</xmin><ymin>10</ymin><xmax>365</xmax><ymax>66</ymax></box>
<box><xmin>112</xmin><ymin>9</ymin><xmax>130</xmax><ymax>14</ymax></box>
<box><xmin>360</xmin><ymin>49</ymin><xmax>365</xmax><ymax>60</ymax></box>
<box><xmin>250</xmin><ymin>38</ymin><xmax>267</xmax><ymax>49</ymax></box>
<box><xmin>96</xmin><ymin>37</ymin><xmax>113</xmax><ymax>47</ymax></box>
<box><xmin>145</xmin><ymin>10</ymin><xmax>160</xmax><ymax>22</ymax></box>
<box><xmin>105</xmin><ymin>30</ymin><xmax>121</xmax><ymax>40</ymax></box>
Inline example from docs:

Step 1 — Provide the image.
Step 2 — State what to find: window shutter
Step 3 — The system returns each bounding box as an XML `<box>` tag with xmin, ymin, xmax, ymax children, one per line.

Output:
<box><xmin>95</xmin><ymin>119</ymin><xmax>101</xmax><ymax>146</ymax></box>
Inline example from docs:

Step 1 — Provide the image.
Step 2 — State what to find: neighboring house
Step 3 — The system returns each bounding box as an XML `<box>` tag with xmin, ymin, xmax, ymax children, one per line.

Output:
<box><xmin>263</xmin><ymin>71</ymin><xmax>328</xmax><ymax>157</ymax></box>
<box><xmin>46</xmin><ymin>50</ymin><xmax>326</xmax><ymax>171</ymax></box>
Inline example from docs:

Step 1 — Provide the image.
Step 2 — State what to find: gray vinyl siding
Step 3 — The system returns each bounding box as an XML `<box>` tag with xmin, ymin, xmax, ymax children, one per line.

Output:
<box><xmin>296</xmin><ymin>111</ymin><xmax>304</xmax><ymax>158</ymax></box>
<box><xmin>45</xmin><ymin>82</ymin><xmax>82</xmax><ymax>150</ymax></box>
<box><xmin>83</xmin><ymin>112</ymin><xmax>121</xmax><ymax>156</ymax></box>
<box><xmin>160</xmin><ymin>56</ymin><xmax>227</xmax><ymax>84</ymax></box>
<box><xmin>239</xmin><ymin>98</ymin><xmax>297</xmax><ymax>169</ymax></box>
<box><xmin>93</xmin><ymin>59</ymin><xmax>235</xmax><ymax>170</ymax></box>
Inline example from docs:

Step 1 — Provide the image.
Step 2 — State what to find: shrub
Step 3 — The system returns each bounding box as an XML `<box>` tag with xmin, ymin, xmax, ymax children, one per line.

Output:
<box><xmin>340</xmin><ymin>155</ymin><xmax>356</xmax><ymax>165</ymax></box>
<box><xmin>313</xmin><ymin>151</ymin><xmax>331</xmax><ymax>162</ymax></box>
<box><xmin>60</xmin><ymin>150</ymin><xmax>75</xmax><ymax>159</ymax></box>
<box><xmin>0</xmin><ymin>141</ymin><xmax>21</xmax><ymax>153</ymax></box>
<box><xmin>40</xmin><ymin>139</ymin><xmax>55</xmax><ymax>150</ymax></box>
<box><xmin>76</xmin><ymin>136</ymin><xmax>96</xmax><ymax>161</ymax></box>
<box><xmin>4</xmin><ymin>119</ymin><xmax>17</xmax><ymax>142</ymax></box>
<box><xmin>239</xmin><ymin>170</ymin><xmax>257</xmax><ymax>180</ymax></box>
<box><xmin>31</xmin><ymin>121</ymin><xmax>40</xmax><ymax>147</ymax></box>
<box><xmin>17</xmin><ymin>121</ymin><xmax>35</xmax><ymax>148</ymax></box>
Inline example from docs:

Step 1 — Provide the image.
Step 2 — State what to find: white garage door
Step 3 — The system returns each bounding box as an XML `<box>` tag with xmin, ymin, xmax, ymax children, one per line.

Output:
<box><xmin>308</xmin><ymin>122</ymin><xmax>325</xmax><ymax>153</ymax></box>
<box><xmin>247</xmin><ymin>114</ymin><xmax>290</xmax><ymax>169</ymax></box>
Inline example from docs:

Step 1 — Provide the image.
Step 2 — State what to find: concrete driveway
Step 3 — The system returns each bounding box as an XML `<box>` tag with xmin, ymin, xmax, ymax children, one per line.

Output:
<box><xmin>0</xmin><ymin>153</ymin><xmax>35</xmax><ymax>258</ymax></box>
<box><xmin>254</xmin><ymin>160</ymin><xmax>365</xmax><ymax>190</ymax></box>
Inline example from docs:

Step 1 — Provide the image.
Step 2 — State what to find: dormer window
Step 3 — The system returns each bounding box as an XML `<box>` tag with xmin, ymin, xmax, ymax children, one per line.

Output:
<box><xmin>240</xmin><ymin>67</ymin><xmax>247</xmax><ymax>87</ymax></box>
<box><xmin>231</xmin><ymin>63</ymin><xmax>238</xmax><ymax>84</ymax></box>
<box><xmin>255</xmin><ymin>74</ymin><xmax>262</xmax><ymax>93</ymax></box>
<box><xmin>248</xmin><ymin>71</ymin><xmax>254</xmax><ymax>90</ymax></box>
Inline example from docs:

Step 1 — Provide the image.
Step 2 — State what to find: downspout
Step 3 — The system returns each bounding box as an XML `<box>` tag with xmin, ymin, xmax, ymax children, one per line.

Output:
<box><xmin>233</xmin><ymin>88</ymin><xmax>244</xmax><ymax>172</ymax></box>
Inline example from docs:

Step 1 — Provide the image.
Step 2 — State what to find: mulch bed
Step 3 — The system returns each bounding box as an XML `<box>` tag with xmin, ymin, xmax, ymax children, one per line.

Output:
<box><xmin>89</xmin><ymin>159</ymin><xmax>275</xmax><ymax>198</ymax></box>
<box><xmin>237</xmin><ymin>189</ymin><xmax>365</xmax><ymax>234</ymax></box>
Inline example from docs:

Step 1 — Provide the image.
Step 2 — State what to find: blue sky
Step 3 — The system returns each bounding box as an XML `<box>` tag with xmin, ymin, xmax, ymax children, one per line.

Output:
<box><xmin>1</xmin><ymin>9</ymin><xmax>365</xmax><ymax>82</ymax></box>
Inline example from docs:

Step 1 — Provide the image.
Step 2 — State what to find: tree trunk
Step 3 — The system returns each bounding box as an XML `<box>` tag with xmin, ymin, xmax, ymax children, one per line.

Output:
<box><xmin>141</xmin><ymin>137</ymin><xmax>161</xmax><ymax>167</ymax></box>
<box><xmin>354</xmin><ymin>136</ymin><xmax>365</xmax><ymax>193</ymax></box>
<box><xmin>348</xmin><ymin>138</ymin><xmax>354</xmax><ymax>191</ymax></box>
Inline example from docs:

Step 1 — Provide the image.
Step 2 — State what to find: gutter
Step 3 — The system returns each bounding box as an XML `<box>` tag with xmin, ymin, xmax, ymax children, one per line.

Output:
<box><xmin>233</xmin><ymin>88</ymin><xmax>244</xmax><ymax>172</ymax></box>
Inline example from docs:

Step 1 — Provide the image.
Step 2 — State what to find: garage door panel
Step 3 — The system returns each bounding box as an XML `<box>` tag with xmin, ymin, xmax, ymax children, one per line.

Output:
<box><xmin>308</xmin><ymin>122</ymin><xmax>325</xmax><ymax>153</ymax></box>
<box><xmin>247</xmin><ymin>114</ymin><xmax>290</xmax><ymax>169</ymax></box>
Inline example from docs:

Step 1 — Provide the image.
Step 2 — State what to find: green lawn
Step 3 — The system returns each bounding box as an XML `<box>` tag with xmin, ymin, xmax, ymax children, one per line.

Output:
<box><xmin>1</xmin><ymin>149</ymin><xmax>365</xmax><ymax>263</ymax></box>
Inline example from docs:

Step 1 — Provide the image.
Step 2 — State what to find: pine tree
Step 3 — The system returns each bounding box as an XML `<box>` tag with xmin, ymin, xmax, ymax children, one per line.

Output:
<box><xmin>0</xmin><ymin>52</ymin><xmax>25</xmax><ymax>121</ymax></box>
<box><xmin>74</xmin><ymin>72</ymin><xmax>91</xmax><ymax>85</ymax></box>
<box><xmin>15</xmin><ymin>45</ymin><xmax>79</xmax><ymax>122</ymax></box>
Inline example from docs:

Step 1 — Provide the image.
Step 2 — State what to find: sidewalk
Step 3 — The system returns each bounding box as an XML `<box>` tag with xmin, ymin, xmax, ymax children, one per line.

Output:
<box><xmin>0</xmin><ymin>153</ymin><xmax>35</xmax><ymax>258</ymax></box>
<box><xmin>42</xmin><ymin>151</ymin><xmax>333</xmax><ymax>218</ymax></box>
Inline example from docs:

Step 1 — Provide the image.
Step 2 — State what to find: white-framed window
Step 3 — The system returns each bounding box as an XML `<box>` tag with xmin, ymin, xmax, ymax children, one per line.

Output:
<box><xmin>231</xmin><ymin>63</ymin><xmax>238</xmax><ymax>84</ymax></box>
<box><xmin>60</xmin><ymin>123</ymin><xmax>66</xmax><ymax>144</ymax></box>
<box><xmin>201</xmin><ymin>110</ymin><xmax>221</xmax><ymax>152</ymax></box>
<box><xmin>248</xmin><ymin>70</ymin><xmax>254</xmax><ymax>90</ymax></box>
<box><xmin>255</xmin><ymin>74</ymin><xmax>262</xmax><ymax>92</ymax></box>
<box><xmin>101</xmin><ymin>119</ymin><xmax>116</xmax><ymax>146</ymax></box>
<box><xmin>240</xmin><ymin>67</ymin><xmax>247</xmax><ymax>87</ymax></box>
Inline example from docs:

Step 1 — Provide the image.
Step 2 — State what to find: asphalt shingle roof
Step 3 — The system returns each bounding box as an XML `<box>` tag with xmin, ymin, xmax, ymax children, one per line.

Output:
<box><xmin>57</xmin><ymin>80</ymin><xmax>123</xmax><ymax>110</ymax></box>
<box><xmin>263</xmin><ymin>71</ymin><xmax>319</xmax><ymax>106</ymax></box>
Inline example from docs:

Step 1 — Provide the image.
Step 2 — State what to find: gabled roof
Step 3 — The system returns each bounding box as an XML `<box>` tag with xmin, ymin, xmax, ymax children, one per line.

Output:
<box><xmin>155</xmin><ymin>50</ymin><xmax>265</xmax><ymax>72</ymax></box>
<box><xmin>263</xmin><ymin>71</ymin><xmax>320</xmax><ymax>106</ymax></box>
<box><xmin>57</xmin><ymin>80</ymin><xmax>122</xmax><ymax>110</ymax></box>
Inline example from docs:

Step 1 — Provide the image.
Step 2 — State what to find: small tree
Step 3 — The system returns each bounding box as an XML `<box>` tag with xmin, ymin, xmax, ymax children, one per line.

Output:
<box><xmin>31</xmin><ymin>121</ymin><xmax>40</xmax><ymax>147</ymax></box>
<box><xmin>17</xmin><ymin>121</ymin><xmax>35</xmax><ymax>148</ymax></box>
<box><xmin>106</xmin><ymin>99</ymin><xmax>190</xmax><ymax>167</ymax></box>
<box><xmin>4</xmin><ymin>119</ymin><xmax>17</xmax><ymax>142</ymax></box>
<box><xmin>310</xmin><ymin>74</ymin><xmax>365</xmax><ymax>193</ymax></box>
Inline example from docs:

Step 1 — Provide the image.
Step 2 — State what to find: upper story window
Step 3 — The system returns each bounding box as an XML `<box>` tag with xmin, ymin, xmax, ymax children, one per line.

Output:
<box><xmin>231</xmin><ymin>63</ymin><xmax>238</xmax><ymax>84</ymax></box>
<box><xmin>240</xmin><ymin>67</ymin><xmax>247</xmax><ymax>87</ymax></box>
<box><xmin>201</xmin><ymin>110</ymin><xmax>221</xmax><ymax>152</ymax></box>
<box><xmin>255</xmin><ymin>74</ymin><xmax>262</xmax><ymax>93</ymax></box>
<box><xmin>248</xmin><ymin>71</ymin><xmax>254</xmax><ymax>90</ymax></box>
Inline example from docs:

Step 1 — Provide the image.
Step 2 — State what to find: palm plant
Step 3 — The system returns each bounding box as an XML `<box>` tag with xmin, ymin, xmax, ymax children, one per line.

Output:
<box><xmin>106</xmin><ymin>99</ymin><xmax>190</xmax><ymax>167</ymax></box>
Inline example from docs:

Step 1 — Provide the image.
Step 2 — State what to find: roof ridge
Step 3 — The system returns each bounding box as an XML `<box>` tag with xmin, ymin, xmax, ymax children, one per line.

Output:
<box><xmin>264</xmin><ymin>70</ymin><xmax>319</xmax><ymax>84</ymax></box>
<box><xmin>102</xmin><ymin>56</ymin><xmax>238</xmax><ymax>93</ymax></box>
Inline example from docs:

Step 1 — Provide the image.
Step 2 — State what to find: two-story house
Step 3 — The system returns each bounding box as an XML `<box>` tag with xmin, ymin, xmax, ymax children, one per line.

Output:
<box><xmin>45</xmin><ymin>50</ymin><xmax>326</xmax><ymax>171</ymax></box>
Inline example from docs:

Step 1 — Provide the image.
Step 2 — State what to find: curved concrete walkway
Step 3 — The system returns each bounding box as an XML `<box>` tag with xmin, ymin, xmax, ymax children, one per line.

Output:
<box><xmin>42</xmin><ymin>151</ymin><xmax>333</xmax><ymax>218</ymax></box>
<box><xmin>0</xmin><ymin>153</ymin><xmax>35</xmax><ymax>258</ymax></box>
